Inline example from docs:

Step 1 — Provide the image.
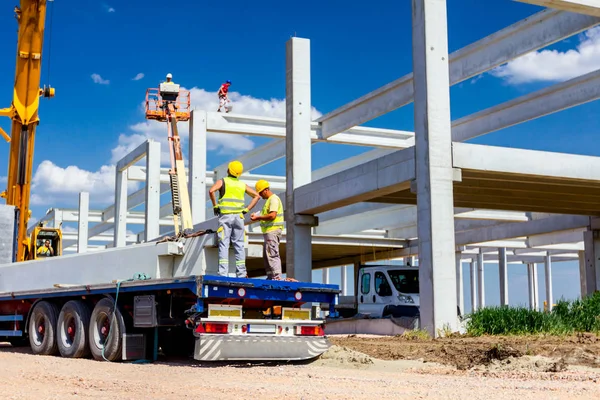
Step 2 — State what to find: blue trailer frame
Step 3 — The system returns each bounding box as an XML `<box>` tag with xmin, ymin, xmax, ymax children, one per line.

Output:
<box><xmin>0</xmin><ymin>275</ymin><xmax>340</xmax><ymax>340</ymax></box>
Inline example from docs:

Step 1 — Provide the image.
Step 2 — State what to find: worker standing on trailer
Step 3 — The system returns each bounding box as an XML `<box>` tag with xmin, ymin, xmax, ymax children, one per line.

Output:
<box><xmin>217</xmin><ymin>80</ymin><xmax>231</xmax><ymax>112</ymax></box>
<box><xmin>250</xmin><ymin>180</ymin><xmax>284</xmax><ymax>280</ymax></box>
<box><xmin>209</xmin><ymin>161</ymin><xmax>260</xmax><ymax>277</ymax></box>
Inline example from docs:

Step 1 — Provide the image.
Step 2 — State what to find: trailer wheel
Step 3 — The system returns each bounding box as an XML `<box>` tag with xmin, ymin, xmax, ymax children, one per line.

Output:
<box><xmin>57</xmin><ymin>300</ymin><xmax>91</xmax><ymax>358</ymax></box>
<box><xmin>28</xmin><ymin>301</ymin><xmax>60</xmax><ymax>356</ymax></box>
<box><xmin>89</xmin><ymin>298</ymin><xmax>123</xmax><ymax>361</ymax></box>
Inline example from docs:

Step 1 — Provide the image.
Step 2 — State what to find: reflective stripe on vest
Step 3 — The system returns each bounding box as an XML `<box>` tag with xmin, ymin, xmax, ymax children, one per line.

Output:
<box><xmin>218</xmin><ymin>176</ymin><xmax>246</xmax><ymax>214</ymax></box>
<box><xmin>260</xmin><ymin>194</ymin><xmax>284</xmax><ymax>233</ymax></box>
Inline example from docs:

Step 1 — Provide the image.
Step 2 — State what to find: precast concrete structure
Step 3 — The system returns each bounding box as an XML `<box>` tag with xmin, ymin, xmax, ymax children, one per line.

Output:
<box><xmin>25</xmin><ymin>0</ymin><xmax>600</xmax><ymax>336</ymax></box>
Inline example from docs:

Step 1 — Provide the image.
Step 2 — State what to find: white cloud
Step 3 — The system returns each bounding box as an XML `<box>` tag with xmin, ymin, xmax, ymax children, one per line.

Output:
<box><xmin>91</xmin><ymin>73</ymin><xmax>110</xmax><ymax>85</ymax></box>
<box><xmin>491</xmin><ymin>27</ymin><xmax>600</xmax><ymax>85</ymax></box>
<box><xmin>30</xmin><ymin>161</ymin><xmax>139</xmax><ymax>206</ymax></box>
<box><xmin>108</xmin><ymin>7</ymin><xmax>115</xmax><ymax>12</ymax></box>
<box><xmin>0</xmin><ymin>176</ymin><xmax>6</xmax><ymax>184</ymax></box>
<box><xmin>29</xmin><ymin>87</ymin><xmax>322</xmax><ymax>208</ymax></box>
<box><xmin>132</xmin><ymin>73</ymin><xmax>144</xmax><ymax>81</ymax></box>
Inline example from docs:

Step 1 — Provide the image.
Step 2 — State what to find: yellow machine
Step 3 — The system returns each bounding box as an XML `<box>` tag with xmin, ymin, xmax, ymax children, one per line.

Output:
<box><xmin>0</xmin><ymin>1</ymin><xmax>60</xmax><ymax>262</ymax></box>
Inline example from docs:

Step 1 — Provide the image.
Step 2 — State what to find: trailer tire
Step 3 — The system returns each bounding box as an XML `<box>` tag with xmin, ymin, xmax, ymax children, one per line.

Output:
<box><xmin>89</xmin><ymin>297</ymin><xmax>124</xmax><ymax>361</ymax></box>
<box><xmin>28</xmin><ymin>301</ymin><xmax>60</xmax><ymax>356</ymax></box>
<box><xmin>57</xmin><ymin>300</ymin><xmax>91</xmax><ymax>358</ymax></box>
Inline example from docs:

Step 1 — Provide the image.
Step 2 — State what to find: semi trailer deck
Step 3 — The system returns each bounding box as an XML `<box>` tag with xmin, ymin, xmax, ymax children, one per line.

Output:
<box><xmin>0</xmin><ymin>274</ymin><xmax>340</xmax><ymax>362</ymax></box>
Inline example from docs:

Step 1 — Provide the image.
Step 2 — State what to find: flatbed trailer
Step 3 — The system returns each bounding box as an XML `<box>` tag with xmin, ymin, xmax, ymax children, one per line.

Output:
<box><xmin>0</xmin><ymin>274</ymin><xmax>340</xmax><ymax>362</ymax></box>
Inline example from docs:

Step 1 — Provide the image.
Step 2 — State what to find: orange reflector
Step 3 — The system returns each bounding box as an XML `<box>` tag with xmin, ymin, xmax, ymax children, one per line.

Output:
<box><xmin>204</xmin><ymin>323</ymin><xmax>229</xmax><ymax>334</ymax></box>
<box><xmin>295</xmin><ymin>326</ymin><xmax>324</xmax><ymax>336</ymax></box>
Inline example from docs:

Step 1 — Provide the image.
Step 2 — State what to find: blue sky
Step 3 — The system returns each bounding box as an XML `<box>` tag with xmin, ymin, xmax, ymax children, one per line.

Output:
<box><xmin>0</xmin><ymin>0</ymin><xmax>597</xmax><ymax>308</ymax></box>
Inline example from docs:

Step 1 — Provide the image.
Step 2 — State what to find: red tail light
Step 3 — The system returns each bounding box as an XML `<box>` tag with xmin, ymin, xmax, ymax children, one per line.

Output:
<box><xmin>295</xmin><ymin>325</ymin><xmax>324</xmax><ymax>336</ymax></box>
<box><xmin>196</xmin><ymin>323</ymin><xmax>229</xmax><ymax>334</ymax></box>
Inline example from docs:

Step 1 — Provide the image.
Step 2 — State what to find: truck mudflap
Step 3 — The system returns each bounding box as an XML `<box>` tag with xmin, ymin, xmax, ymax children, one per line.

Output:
<box><xmin>193</xmin><ymin>335</ymin><xmax>330</xmax><ymax>361</ymax></box>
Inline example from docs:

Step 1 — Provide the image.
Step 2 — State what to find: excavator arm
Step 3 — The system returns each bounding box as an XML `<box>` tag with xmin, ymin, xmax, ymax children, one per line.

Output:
<box><xmin>2</xmin><ymin>1</ymin><xmax>56</xmax><ymax>262</ymax></box>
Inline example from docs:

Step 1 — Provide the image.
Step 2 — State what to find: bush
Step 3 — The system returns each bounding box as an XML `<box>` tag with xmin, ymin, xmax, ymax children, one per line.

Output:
<box><xmin>465</xmin><ymin>292</ymin><xmax>600</xmax><ymax>336</ymax></box>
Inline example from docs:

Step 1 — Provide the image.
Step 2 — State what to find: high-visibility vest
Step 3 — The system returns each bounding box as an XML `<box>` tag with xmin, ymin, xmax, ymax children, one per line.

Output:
<box><xmin>260</xmin><ymin>194</ymin><xmax>284</xmax><ymax>233</ymax></box>
<box><xmin>218</xmin><ymin>176</ymin><xmax>246</xmax><ymax>214</ymax></box>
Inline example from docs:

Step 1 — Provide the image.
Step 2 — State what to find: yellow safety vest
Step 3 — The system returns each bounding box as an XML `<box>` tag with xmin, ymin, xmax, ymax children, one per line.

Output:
<box><xmin>218</xmin><ymin>176</ymin><xmax>246</xmax><ymax>214</ymax></box>
<box><xmin>260</xmin><ymin>194</ymin><xmax>284</xmax><ymax>233</ymax></box>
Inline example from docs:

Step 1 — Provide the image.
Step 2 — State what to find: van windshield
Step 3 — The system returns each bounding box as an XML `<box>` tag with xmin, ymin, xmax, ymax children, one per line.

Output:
<box><xmin>387</xmin><ymin>269</ymin><xmax>419</xmax><ymax>294</ymax></box>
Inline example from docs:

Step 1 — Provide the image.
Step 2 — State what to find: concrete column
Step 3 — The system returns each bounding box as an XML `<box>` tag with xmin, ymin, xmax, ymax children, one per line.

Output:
<box><xmin>353</xmin><ymin>261</ymin><xmax>361</xmax><ymax>296</ymax></box>
<box><xmin>189</xmin><ymin>109</ymin><xmax>207</xmax><ymax>224</ymax></box>
<box><xmin>144</xmin><ymin>140</ymin><xmax>161</xmax><ymax>242</ymax></box>
<box><xmin>470</xmin><ymin>261</ymin><xmax>477</xmax><ymax>312</ymax></box>
<box><xmin>498</xmin><ymin>247</ymin><xmax>508</xmax><ymax>306</ymax></box>
<box><xmin>455</xmin><ymin>252</ymin><xmax>464</xmax><ymax>316</ymax></box>
<box><xmin>533</xmin><ymin>263</ymin><xmax>539</xmax><ymax>311</ymax></box>
<box><xmin>544</xmin><ymin>253</ymin><xmax>553</xmax><ymax>312</ymax></box>
<box><xmin>527</xmin><ymin>263</ymin><xmax>539</xmax><ymax>311</ymax></box>
<box><xmin>285</xmin><ymin>37</ymin><xmax>315</xmax><ymax>282</ymax></box>
<box><xmin>77</xmin><ymin>192</ymin><xmax>89</xmax><ymax>253</ymax></box>
<box><xmin>53</xmin><ymin>209</ymin><xmax>63</xmax><ymax>229</ymax></box>
<box><xmin>477</xmin><ymin>250</ymin><xmax>485</xmax><ymax>309</ymax></box>
<box><xmin>341</xmin><ymin>265</ymin><xmax>348</xmax><ymax>295</ymax></box>
<box><xmin>582</xmin><ymin>230</ymin><xmax>599</xmax><ymax>296</ymax></box>
<box><xmin>411</xmin><ymin>0</ymin><xmax>458</xmax><ymax>335</ymax></box>
<box><xmin>322</xmin><ymin>268</ymin><xmax>330</xmax><ymax>284</ymax></box>
<box><xmin>113</xmin><ymin>167</ymin><xmax>128</xmax><ymax>248</ymax></box>
<box><xmin>579</xmin><ymin>250</ymin><xmax>588</xmax><ymax>297</ymax></box>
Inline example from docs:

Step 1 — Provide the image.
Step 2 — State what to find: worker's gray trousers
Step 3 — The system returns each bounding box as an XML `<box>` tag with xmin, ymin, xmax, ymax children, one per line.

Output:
<box><xmin>217</xmin><ymin>213</ymin><xmax>246</xmax><ymax>277</ymax></box>
<box><xmin>263</xmin><ymin>229</ymin><xmax>282</xmax><ymax>280</ymax></box>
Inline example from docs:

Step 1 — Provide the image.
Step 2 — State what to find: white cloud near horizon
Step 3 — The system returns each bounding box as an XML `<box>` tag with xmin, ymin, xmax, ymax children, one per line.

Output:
<box><xmin>29</xmin><ymin>87</ymin><xmax>322</xmax><ymax>207</ymax></box>
<box><xmin>91</xmin><ymin>73</ymin><xmax>109</xmax><ymax>85</ymax></box>
<box><xmin>132</xmin><ymin>73</ymin><xmax>144</xmax><ymax>81</ymax></box>
<box><xmin>491</xmin><ymin>27</ymin><xmax>600</xmax><ymax>84</ymax></box>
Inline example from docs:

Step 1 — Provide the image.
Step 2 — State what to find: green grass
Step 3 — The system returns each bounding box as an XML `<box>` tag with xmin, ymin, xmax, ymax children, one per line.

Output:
<box><xmin>465</xmin><ymin>291</ymin><xmax>600</xmax><ymax>336</ymax></box>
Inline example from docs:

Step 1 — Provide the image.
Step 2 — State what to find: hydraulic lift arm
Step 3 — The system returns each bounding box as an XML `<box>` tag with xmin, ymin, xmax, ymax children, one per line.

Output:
<box><xmin>1</xmin><ymin>1</ymin><xmax>55</xmax><ymax>262</ymax></box>
<box><xmin>145</xmin><ymin>80</ymin><xmax>193</xmax><ymax>236</ymax></box>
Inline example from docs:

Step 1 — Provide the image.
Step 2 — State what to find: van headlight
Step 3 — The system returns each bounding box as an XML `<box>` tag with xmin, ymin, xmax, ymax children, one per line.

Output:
<box><xmin>398</xmin><ymin>295</ymin><xmax>414</xmax><ymax>304</ymax></box>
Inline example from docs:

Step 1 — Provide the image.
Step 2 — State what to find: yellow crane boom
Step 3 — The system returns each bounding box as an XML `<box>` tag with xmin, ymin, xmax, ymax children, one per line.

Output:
<box><xmin>1</xmin><ymin>0</ymin><xmax>57</xmax><ymax>262</ymax></box>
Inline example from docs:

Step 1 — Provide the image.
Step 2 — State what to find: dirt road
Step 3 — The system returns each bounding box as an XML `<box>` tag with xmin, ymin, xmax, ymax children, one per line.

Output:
<box><xmin>1</xmin><ymin>340</ymin><xmax>600</xmax><ymax>400</ymax></box>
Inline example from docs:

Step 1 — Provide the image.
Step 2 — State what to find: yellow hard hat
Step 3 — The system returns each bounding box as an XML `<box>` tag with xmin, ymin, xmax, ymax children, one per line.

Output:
<box><xmin>228</xmin><ymin>160</ymin><xmax>243</xmax><ymax>177</ymax></box>
<box><xmin>255</xmin><ymin>179</ymin><xmax>270</xmax><ymax>193</ymax></box>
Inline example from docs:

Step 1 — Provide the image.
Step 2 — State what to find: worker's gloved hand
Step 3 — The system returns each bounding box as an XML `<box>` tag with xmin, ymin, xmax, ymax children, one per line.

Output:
<box><xmin>213</xmin><ymin>206</ymin><xmax>221</xmax><ymax>217</ymax></box>
<box><xmin>242</xmin><ymin>208</ymin><xmax>249</xmax><ymax>215</ymax></box>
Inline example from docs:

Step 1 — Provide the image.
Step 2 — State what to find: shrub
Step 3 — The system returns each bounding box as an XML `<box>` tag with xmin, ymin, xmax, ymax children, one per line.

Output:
<box><xmin>465</xmin><ymin>292</ymin><xmax>600</xmax><ymax>336</ymax></box>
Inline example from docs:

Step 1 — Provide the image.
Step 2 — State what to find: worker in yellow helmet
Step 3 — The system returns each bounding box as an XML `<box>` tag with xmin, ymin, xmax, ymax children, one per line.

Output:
<box><xmin>250</xmin><ymin>179</ymin><xmax>284</xmax><ymax>280</ymax></box>
<box><xmin>209</xmin><ymin>160</ymin><xmax>260</xmax><ymax>277</ymax></box>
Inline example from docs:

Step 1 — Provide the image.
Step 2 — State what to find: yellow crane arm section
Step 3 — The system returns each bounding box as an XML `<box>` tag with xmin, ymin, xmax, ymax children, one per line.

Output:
<box><xmin>1</xmin><ymin>0</ymin><xmax>54</xmax><ymax>262</ymax></box>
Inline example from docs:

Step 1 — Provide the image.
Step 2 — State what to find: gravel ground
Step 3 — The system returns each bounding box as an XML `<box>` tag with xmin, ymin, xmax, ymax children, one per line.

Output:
<box><xmin>1</xmin><ymin>343</ymin><xmax>600</xmax><ymax>399</ymax></box>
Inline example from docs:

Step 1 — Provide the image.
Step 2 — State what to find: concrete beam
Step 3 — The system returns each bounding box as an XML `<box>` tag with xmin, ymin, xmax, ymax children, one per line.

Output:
<box><xmin>514</xmin><ymin>0</ymin><xmax>600</xmax><ymax>17</ymax></box>
<box><xmin>453</xmin><ymin>142</ymin><xmax>600</xmax><ymax>181</ymax></box>
<box><xmin>453</xmin><ymin>68</ymin><xmax>600</xmax><ymax>142</ymax></box>
<box><xmin>455</xmin><ymin>214</ymin><xmax>590</xmax><ymax>246</ymax></box>
<box><xmin>316</xmin><ymin>9</ymin><xmax>599</xmax><ymax>137</ymax></box>
<box><xmin>294</xmin><ymin>147</ymin><xmax>415</xmax><ymax>215</ymax></box>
